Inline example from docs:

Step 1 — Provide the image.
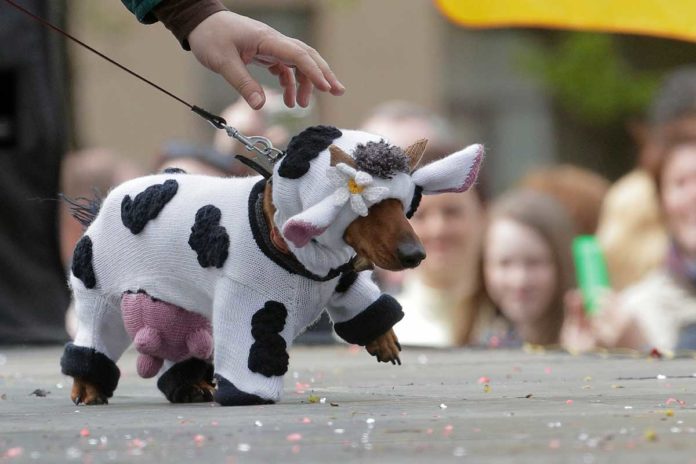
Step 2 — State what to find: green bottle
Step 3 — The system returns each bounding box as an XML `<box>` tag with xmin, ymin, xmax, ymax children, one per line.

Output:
<box><xmin>572</xmin><ymin>235</ymin><xmax>610</xmax><ymax>315</ymax></box>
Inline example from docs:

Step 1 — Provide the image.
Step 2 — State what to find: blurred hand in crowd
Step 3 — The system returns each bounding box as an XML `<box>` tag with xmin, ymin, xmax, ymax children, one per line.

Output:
<box><xmin>561</xmin><ymin>289</ymin><xmax>645</xmax><ymax>352</ymax></box>
<box><xmin>188</xmin><ymin>11</ymin><xmax>345</xmax><ymax>109</ymax></box>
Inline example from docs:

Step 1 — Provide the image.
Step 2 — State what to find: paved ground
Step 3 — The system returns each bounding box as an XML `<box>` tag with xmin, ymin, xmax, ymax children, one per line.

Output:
<box><xmin>1</xmin><ymin>345</ymin><xmax>696</xmax><ymax>463</ymax></box>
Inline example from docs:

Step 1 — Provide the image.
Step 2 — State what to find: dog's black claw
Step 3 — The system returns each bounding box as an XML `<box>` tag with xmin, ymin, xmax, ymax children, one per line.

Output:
<box><xmin>73</xmin><ymin>396</ymin><xmax>81</xmax><ymax>406</ymax></box>
<box><xmin>396</xmin><ymin>341</ymin><xmax>402</xmax><ymax>351</ymax></box>
<box><xmin>395</xmin><ymin>357</ymin><xmax>401</xmax><ymax>366</ymax></box>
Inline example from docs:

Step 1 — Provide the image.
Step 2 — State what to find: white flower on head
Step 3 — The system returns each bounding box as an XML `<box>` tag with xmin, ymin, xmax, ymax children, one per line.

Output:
<box><xmin>327</xmin><ymin>163</ymin><xmax>389</xmax><ymax>216</ymax></box>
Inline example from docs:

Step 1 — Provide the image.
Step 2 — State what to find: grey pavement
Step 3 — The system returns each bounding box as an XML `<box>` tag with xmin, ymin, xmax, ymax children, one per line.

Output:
<box><xmin>1</xmin><ymin>345</ymin><xmax>696</xmax><ymax>463</ymax></box>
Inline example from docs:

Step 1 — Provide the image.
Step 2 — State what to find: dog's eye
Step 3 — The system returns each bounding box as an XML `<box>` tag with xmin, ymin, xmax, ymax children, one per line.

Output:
<box><xmin>310</xmin><ymin>238</ymin><xmax>318</xmax><ymax>244</ymax></box>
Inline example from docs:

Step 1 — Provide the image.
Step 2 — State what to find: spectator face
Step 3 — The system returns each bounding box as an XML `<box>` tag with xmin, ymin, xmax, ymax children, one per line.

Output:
<box><xmin>661</xmin><ymin>144</ymin><xmax>696</xmax><ymax>259</ymax></box>
<box><xmin>484</xmin><ymin>218</ymin><xmax>557</xmax><ymax>324</ymax></box>
<box><xmin>410</xmin><ymin>192</ymin><xmax>482</xmax><ymax>281</ymax></box>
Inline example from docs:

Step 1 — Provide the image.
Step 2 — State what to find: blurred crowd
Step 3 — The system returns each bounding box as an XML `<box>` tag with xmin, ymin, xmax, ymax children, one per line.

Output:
<box><xmin>51</xmin><ymin>66</ymin><xmax>696</xmax><ymax>356</ymax></box>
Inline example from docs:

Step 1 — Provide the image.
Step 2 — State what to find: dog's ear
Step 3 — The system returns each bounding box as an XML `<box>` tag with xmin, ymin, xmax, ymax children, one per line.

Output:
<box><xmin>411</xmin><ymin>143</ymin><xmax>483</xmax><ymax>194</ymax></box>
<box><xmin>282</xmin><ymin>196</ymin><xmax>343</xmax><ymax>248</ymax></box>
<box><xmin>405</xmin><ymin>139</ymin><xmax>428</xmax><ymax>172</ymax></box>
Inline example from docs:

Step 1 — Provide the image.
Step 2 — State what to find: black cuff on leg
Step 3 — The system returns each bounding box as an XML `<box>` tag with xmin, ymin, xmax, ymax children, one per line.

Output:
<box><xmin>333</xmin><ymin>294</ymin><xmax>404</xmax><ymax>346</ymax></box>
<box><xmin>60</xmin><ymin>343</ymin><xmax>121</xmax><ymax>398</ymax></box>
<box><xmin>214</xmin><ymin>375</ymin><xmax>274</xmax><ymax>406</ymax></box>
<box><xmin>157</xmin><ymin>358</ymin><xmax>214</xmax><ymax>402</ymax></box>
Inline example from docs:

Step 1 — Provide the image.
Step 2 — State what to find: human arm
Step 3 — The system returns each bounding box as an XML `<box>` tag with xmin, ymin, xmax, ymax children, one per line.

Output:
<box><xmin>122</xmin><ymin>0</ymin><xmax>345</xmax><ymax>109</ymax></box>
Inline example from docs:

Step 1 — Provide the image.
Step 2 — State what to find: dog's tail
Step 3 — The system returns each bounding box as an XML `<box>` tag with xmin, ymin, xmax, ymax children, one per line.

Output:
<box><xmin>60</xmin><ymin>190</ymin><xmax>102</xmax><ymax>229</ymax></box>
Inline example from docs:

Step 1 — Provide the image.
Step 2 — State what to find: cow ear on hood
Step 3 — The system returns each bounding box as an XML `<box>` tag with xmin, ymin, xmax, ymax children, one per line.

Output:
<box><xmin>282</xmin><ymin>195</ymin><xmax>344</xmax><ymax>248</ymax></box>
<box><xmin>411</xmin><ymin>143</ymin><xmax>483</xmax><ymax>194</ymax></box>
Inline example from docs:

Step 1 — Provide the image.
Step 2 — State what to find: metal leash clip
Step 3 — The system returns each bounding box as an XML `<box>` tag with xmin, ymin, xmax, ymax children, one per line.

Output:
<box><xmin>191</xmin><ymin>105</ymin><xmax>283</xmax><ymax>178</ymax></box>
<box><xmin>223</xmin><ymin>125</ymin><xmax>283</xmax><ymax>179</ymax></box>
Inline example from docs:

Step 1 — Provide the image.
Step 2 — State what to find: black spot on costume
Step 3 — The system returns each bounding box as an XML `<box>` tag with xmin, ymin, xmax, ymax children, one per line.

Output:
<box><xmin>248</xmin><ymin>301</ymin><xmax>289</xmax><ymax>377</ymax></box>
<box><xmin>72</xmin><ymin>235</ymin><xmax>97</xmax><ymax>289</ymax></box>
<box><xmin>121</xmin><ymin>179</ymin><xmax>179</xmax><ymax>234</ymax></box>
<box><xmin>335</xmin><ymin>270</ymin><xmax>359</xmax><ymax>293</ymax></box>
<box><xmin>188</xmin><ymin>205</ymin><xmax>230</xmax><ymax>268</ymax></box>
<box><xmin>278</xmin><ymin>125</ymin><xmax>342</xmax><ymax>179</ymax></box>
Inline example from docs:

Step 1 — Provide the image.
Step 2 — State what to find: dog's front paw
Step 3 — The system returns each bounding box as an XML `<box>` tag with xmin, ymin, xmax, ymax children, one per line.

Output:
<box><xmin>71</xmin><ymin>378</ymin><xmax>109</xmax><ymax>405</ymax></box>
<box><xmin>365</xmin><ymin>329</ymin><xmax>402</xmax><ymax>365</ymax></box>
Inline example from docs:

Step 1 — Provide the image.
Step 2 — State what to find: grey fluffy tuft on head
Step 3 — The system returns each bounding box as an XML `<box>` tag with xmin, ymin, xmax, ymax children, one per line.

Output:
<box><xmin>353</xmin><ymin>140</ymin><xmax>409</xmax><ymax>179</ymax></box>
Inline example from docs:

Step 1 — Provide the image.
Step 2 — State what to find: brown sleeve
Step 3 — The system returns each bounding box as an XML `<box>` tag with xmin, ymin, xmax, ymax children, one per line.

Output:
<box><xmin>153</xmin><ymin>0</ymin><xmax>228</xmax><ymax>51</ymax></box>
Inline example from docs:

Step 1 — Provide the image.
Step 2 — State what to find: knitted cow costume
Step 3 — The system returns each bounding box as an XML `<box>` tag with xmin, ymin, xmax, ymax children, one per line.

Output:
<box><xmin>61</xmin><ymin>126</ymin><xmax>483</xmax><ymax>406</ymax></box>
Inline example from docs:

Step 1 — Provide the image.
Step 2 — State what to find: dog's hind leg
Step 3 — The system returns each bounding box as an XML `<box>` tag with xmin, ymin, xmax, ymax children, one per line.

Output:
<box><xmin>157</xmin><ymin>358</ymin><xmax>215</xmax><ymax>403</ymax></box>
<box><xmin>211</xmin><ymin>284</ymin><xmax>289</xmax><ymax>406</ymax></box>
<box><xmin>61</xmin><ymin>290</ymin><xmax>131</xmax><ymax>405</ymax></box>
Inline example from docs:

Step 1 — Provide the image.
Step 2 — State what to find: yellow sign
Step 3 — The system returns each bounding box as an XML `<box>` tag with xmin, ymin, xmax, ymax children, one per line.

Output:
<box><xmin>435</xmin><ymin>0</ymin><xmax>696</xmax><ymax>42</ymax></box>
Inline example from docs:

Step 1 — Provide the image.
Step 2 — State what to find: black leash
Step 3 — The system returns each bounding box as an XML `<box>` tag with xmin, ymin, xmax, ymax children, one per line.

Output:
<box><xmin>2</xmin><ymin>0</ymin><xmax>281</xmax><ymax>177</ymax></box>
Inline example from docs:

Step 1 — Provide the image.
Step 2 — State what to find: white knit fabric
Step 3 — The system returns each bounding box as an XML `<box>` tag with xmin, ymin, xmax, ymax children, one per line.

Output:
<box><xmin>70</xmin><ymin>174</ymin><xmax>386</xmax><ymax>402</ymax></box>
<box><xmin>69</xmin><ymin>128</ymin><xmax>484</xmax><ymax>403</ymax></box>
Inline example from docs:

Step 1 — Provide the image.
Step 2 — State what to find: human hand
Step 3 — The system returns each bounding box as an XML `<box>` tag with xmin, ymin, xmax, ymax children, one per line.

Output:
<box><xmin>188</xmin><ymin>11</ymin><xmax>345</xmax><ymax>109</ymax></box>
<box><xmin>560</xmin><ymin>289</ymin><xmax>598</xmax><ymax>352</ymax></box>
<box><xmin>561</xmin><ymin>288</ymin><xmax>642</xmax><ymax>351</ymax></box>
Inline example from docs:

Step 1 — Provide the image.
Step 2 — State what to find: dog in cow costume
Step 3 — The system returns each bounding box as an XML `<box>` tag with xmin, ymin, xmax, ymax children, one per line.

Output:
<box><xmin>61</xmin><ymin>125</ymin><xmax>483</xmax><ymax>406</ymax></box>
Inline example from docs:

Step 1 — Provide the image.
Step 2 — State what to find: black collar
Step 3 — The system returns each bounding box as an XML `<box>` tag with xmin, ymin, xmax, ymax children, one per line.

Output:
<box><xmin>247</xmin><ymin>179</ymin><xmax>352</xmax><ymax>282</ymax></box>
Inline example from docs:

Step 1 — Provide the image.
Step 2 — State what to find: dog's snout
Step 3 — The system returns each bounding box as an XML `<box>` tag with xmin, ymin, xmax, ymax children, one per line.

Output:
<box><xmin>397</xmin><ymin>241</ymin><xmax>426</xmax><ymax>268</ymax></box>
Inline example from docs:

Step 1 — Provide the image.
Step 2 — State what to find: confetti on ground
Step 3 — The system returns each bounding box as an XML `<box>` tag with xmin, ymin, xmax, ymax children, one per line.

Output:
<box><xmin>334</xmin><ymin>429</ymin><xmax>345</xmax><ymax>434</ymax></box>
<box><xmin>320</xmin><ymin>397</ymin><xmax>327</xmax><ymax>404</ymax></box>
<box><xmin>544</xmin><ymin>367</ymin><xmax>552</xmax><ymax>375</ymax></box>
<box><xmin>657</xmin><ymin>374</ymin><xmax>667</xmax><ymax>380</ymax></box>
<box><xmin>237</xmin><ymin>443</ymin><xmax>250</xmax><ymax>452</ymax></box>
<box><xmin>295</xmin><ymin>382</ymin><xmax>310</xmax><ymax>394</ymax></box>
<box><xmin>286</xmin><ymin>433</ymin><xmax>302</xmax><ymax>442</ymax></box>
<box><xmin>644</xmin><ymin>429</ymin><xmax>658</xmax><ymax>442</ymax></box>
<box><xmin>483</xmin><ymin>384</ymin><xmax>491</xmax><ymax>393</ymax></box>
<box><xmin>548</xmin><ymin>439</ymin><xmax>561</xmax><ymax>449</ymax></box>
<box><xmin>79</xmin><ymin>427</ymin><xmax>90</xmax><ymax>437</ymax></box>
<box><xmin>194</xmin><ymin>434</ymin><xmax>206</xmax><ymax>446</ymax></box>
<box><xmin>666</xmin><ymin>397</ymin><xmax>687</xmax><ymax>407</ymax></box>
<box><xmin>308</xmin><ymin>394</ymin><xmax>320</xmax><ymax>404</ymax></box>
<box><xmin>566</xmin><ymin>399</ymin><xmax>574</xmax><ymax>405</ymax></box>
<box><xmin>330</xmin><ymin>402</ymin><xmax>339</xmax><ymax>407</ymax></box>
<box><xmin>443</xmin><ymin>425</ymin><xmax>454</xmax><ymax>437</ymax></box>
<box><xmin>29</xmin><ymin>389</ymin><xmax>49</xmax><ymax>397</ymax></box>
<box><xmin>291</xmin><ymin>445</ymin><xmax>301</xmax><ymax>454</ymax></box>
<box><xmin>478</xmin><ymin>376</ymin><xmax>490</xmax><ymax>384</ymax></box>
<box><xmin>4</xmin><ymin>447</ymin><xmax>23</xmax><ymax>459</ymax></box>
<box><xmin>302</xmin><ymin>417</ymin><xmax>312</xmax><ymax>424</ymax></box>
<box><xmin>584</xmin><ymin>376</ymin><xmax>592</xmax><ymax>382</ymax></box>
<box><xmin>254</xmin><ymin>420</ymin><xmax>263</xmax><ymax>427</ymax></box>
<box><xmin>665</xmin><ymin>409</ymin><xmax>674</xmax><ymax>417</ymax></box>
<box><xmin>440</xmin><ymin>403</ymin><xmax>448</xmax><ymax>409</ymax></box>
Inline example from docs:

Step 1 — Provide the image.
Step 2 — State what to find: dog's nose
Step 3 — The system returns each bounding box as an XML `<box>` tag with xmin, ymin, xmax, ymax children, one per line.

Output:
<box><xmin>397</xmin><ymin>241</ymin><xmax>426</xmax><ymax>268</ymax></box>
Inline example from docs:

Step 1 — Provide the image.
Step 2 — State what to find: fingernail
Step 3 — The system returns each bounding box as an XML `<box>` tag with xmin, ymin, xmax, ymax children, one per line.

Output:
<box><xmin>248</xmin><ymin>92</ymin><xmax>264</xmax><ymax>109</ymax></box>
